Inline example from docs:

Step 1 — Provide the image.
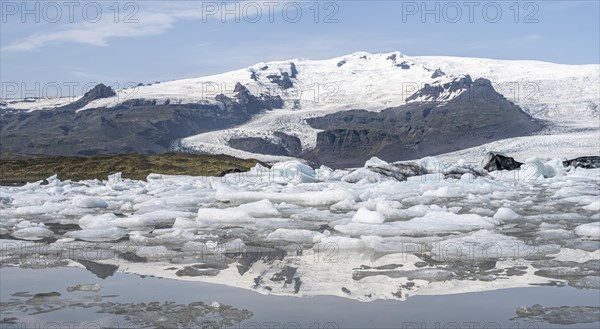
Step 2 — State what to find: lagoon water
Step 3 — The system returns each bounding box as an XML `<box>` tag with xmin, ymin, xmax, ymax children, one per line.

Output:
<box><xmin>1</xmin><ymin>266</ymin><xmax>599</xmax><ymax>329</ymax></box>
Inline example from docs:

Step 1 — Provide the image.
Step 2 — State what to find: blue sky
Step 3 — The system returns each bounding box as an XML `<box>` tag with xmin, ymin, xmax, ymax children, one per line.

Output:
<box><xmin>1</xmin><ymin>1</ymin><xmax>599</xmax><ymax>97</ymax></box>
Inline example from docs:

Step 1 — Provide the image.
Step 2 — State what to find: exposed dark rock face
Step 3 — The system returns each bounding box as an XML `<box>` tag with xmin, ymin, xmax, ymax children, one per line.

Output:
<box><xmin>0</xmin><ymin>84</ymin><xmax>283</xmax><ymax>157</ymax></box>
<box><xmin>228</xmin><ymin>137</ymin><xmax>289</xmax><ymax>156</ymax></box>
<box><xmin>386</xmin><ymin>54</ymin><xmax>411</xmax><ymax>69</ymax></box>
<box><xmin>267</xmin><ymin>73</ymin><xmax>293</xmax><ymax>89</ymax></box>
<box><xmin>397</xmin><ymin>61</ymin><xmax>411</xmax><ymax>69</ymax></box>
<box><xmin>81</xmin><ymin>83</ymin><xmax>116</xmax><ymax>101</ymax></box>
<box><xmin>61</xmin><ymin>83</ymin><xmax>117</xmax><ymax>110</ymax></box>
<box><xmin>228</xmin><ymin>132</ymin><xmax>303</xmax><ymax>157</ymax></box>
<box><xmin>481</xmin><ymin>152</ymin><xmax>523</xmax><ymax>171</ymax></box>
<box><xmin>337</xmin><ymin>60</ymin><xmax>346</xmax><ymax>67</ymax></box>
<box><xmin>563</xmin><ymin>156</ymin><xmax>600</xmax><ymax>169</ymax></box>
<box><xmin>289</xmin><ymin>62</ymin><xmax>298</xmax><ymax>78</ymax></box>
<box><xmin>273</xmin><ymin>132</ymin><xmax>302</xmax><ymax>155</ymax></box>
<box><xmin>431</xmin><ymin>68</ymin><xmax>446</xmax><ymax>79</ymax></box>
<box><xmin>232</xmin><ymin>82</ymin><xmax>284</xmax><ymax>109</ymax></box>
<box><xmin>303</xmin><ymin>78</ymin><xmax>542</xmax><ymax>168</ymax></box>
<box><xmin>406</xmin><ymin>75</ymin><xmax>473</xmax><ymax>102</ymax></box>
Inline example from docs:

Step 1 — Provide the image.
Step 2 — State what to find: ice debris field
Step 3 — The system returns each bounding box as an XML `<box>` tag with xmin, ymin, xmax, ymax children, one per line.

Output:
<box><xmin>1</xmin><ymin>156</ymin><xmax>599</xmax><ymax>301</ymax></box>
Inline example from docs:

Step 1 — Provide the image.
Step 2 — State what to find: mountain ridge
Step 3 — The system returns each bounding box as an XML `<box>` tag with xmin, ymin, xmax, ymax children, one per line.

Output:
<box><xmin>1</xmin><ymin>51</ymin><xmax>597</xmax><ymax>164</ymax></box>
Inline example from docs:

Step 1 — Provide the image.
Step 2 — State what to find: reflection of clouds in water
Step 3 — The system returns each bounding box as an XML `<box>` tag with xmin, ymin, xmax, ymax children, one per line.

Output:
<box><xmin>1</xmin><ymin>290</ymin><xmax>253</xmax><ymax>328</ymax></box>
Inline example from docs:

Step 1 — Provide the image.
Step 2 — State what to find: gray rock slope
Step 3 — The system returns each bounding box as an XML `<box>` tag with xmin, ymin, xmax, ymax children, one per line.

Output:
<box><xmin>300</xmin><ymin>78</ymin><xmax>542</xmax><ymax>168</ymax></box>
<box><xmin>0</xmin><ymin>83</ymin><xmax>283</xmax><ymax>157</ymax></box>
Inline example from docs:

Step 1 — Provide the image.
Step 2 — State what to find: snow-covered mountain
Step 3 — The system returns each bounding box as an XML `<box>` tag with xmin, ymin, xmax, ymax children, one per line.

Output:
<box><xmin>175</xmin><ymin>52</ymin><xmax>598</xmax><ymax>162</ymax></box>
<box><xmin>1</xmin><ymin>51</ymin><xmax>598</xmax><ymax>162</ymax></box>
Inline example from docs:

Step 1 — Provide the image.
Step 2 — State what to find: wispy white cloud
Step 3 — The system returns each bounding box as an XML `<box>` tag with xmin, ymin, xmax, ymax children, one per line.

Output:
<box><xmin>2</xmin><ymin>1</ymin><xmax>293</xmax><ymax>52</ymax></box>
<box><xmin>3</xmin><ymin>12</ymin><xmax>176</xmax><ymax>51</ymax></box>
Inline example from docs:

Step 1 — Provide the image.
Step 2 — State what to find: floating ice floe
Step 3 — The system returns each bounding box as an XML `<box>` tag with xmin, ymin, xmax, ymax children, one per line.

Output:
<box><xmin>416</xmin><ymin>156</ymin><xmax>446</xmax><ymax>173</ymax></box>
<box><xmin>583</xmin><ymin>200</ymin><xmax>600</xmax><ymax>212</ymax></box>
<box><xmin>351</xmin><ymin>207</ymin><xmax>385</xmax><ymax>224</ymax></box>
<box><xmin>72</xmin><ymin>195</ymin><xmax>109</xmax><ymax>208</ymax></box>
<box><xmin>267</xmin><ymin>228</ymin><xmax>326</xmax><ymax>244</ymax></box>
<box><xmin>493</xmin><ymin>207</ymin><xmax>521</xmax><ymax>221</ymax></box>
<box><xmin>523</xmin><ymin>157</ymin><xmax>566</xmax><ymax>179</ymax></box>
<box><xmin>65</xmin><ymin>226</ymin><xmax>127</xmax><ymax>242</ymax></box>
<box><xmin>11</xmin><ymin>221</ymin><xmax>53</xmax><ymax>241</ymax></box>
<box><xmin>574</xmin><ymin>222</ymin><xmax>600</xmax><ymax>240</ymax></box>
<box><xmin>271</xmin><ymin>161</ymin><xmax>316</xmax><ymax>184</ymax></box>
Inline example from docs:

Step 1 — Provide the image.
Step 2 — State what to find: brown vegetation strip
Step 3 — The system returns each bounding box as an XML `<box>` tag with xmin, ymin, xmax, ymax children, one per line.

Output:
<box><xmin>0</xmin><ymin>153</ymin><xmax>265</xmax><ymax>183</ymax></box>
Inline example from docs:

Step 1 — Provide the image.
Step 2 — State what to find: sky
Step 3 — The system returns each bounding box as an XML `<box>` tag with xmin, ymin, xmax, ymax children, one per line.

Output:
<box><xmin>1</xmin><ymin>0</ymin><xmax>599</xmax><ymax>98</ymax></box>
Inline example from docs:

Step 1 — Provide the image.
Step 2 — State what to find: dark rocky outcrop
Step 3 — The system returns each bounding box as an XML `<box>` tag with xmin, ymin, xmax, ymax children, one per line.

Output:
<box><xmin>228</xmin><ymin>132</ymin><xmax>303</xmax><ymax>157</ymax></box>
<box><xmin>60</xmin><ymin>83</ymin><xmax>117</xmax><ymax>110</ymax></box>
<box><xmin>406</xmin><ymin>75</ymin><xmax>473</xmax><ymax>102</ymax></box>
<box><xmin>250</xmin><ymin>71</ymin><xmax>258</xmax><ymax>81</ymax></box>
<box><xmin>431</xmin><ymin>68</ymin><xmax>446</xmax><ymax>79</ymax></box>
<box><xmin>563</xmin><ymin>156</ymin><xmax>600</xmax><ymax>169</ymax></box>
<box><xmin>273</xmin><ymin>132</ymin><xmax>303</xmax><ymax>155</ymax></box>
<box><xmin>481</xmin><ymin>152</ymin><xmax>523</xmax><ymax>171</ymax></box>
<box><xmin>289</xmin><ymin>62</ymin><xmax>298</xmax><ymax>78</ymax></box>
<box><xmin>386</xmin><ymin>54</ymin><xmax>411</xmax><ymax>69</ymax></box>
<box><xmin>267</xmin><ymin>73</ymin><xmax>293</xmax><ymax>89</ymax></box>
<box><xmin>337</xmin><ymin>60</ymin><xmax>346</xmax><ymax>67</ymax></box>
<box><xmin>397</xmin><ymin>61</ymin><xmax>411</xmax><ymax>69</ymax></box>
<box><xmin>228</xmin><ymin>137</ymin><xmax>289</xmax><ymax>156</ymax></box>
<box><xmin>303</xmin><ymin>79</ymin><xmax>542</xmax><ymax>168</ymax></box>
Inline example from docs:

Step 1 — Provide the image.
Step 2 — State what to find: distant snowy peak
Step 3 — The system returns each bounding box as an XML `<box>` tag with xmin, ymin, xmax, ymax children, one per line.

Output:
<box><xmin>2</xmin><ymin>50</ymin><xmax>598</xmax><ymax>122</ymax></box>
<box><xmin>248</xmin><ymin>61</ymin><xmax>298</xmax><ymax>88</ymax></box>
